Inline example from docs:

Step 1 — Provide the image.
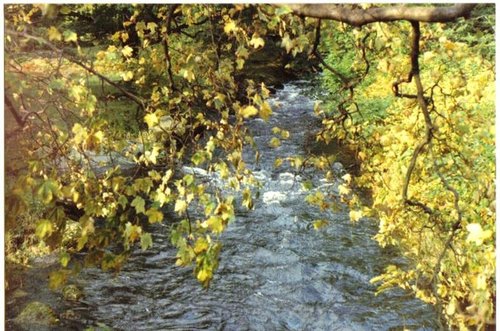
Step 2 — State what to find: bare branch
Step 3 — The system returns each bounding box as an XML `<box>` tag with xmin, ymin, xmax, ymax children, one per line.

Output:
<box><xmin>400</xmin><ymin>21</ymin><xmax>434</xmax><ymax>215</ymax></box>
<box><xmin>287</xmin><ymin>4</ymin><xmax>477</xmax><ymax>26</ymax></box>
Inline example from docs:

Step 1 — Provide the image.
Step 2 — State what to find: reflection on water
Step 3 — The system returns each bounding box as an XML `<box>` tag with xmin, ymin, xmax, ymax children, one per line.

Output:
<box><xmin>69</xmin><ymin>82</ymin><xmax>437</xmax><ymax>330</ymax></box>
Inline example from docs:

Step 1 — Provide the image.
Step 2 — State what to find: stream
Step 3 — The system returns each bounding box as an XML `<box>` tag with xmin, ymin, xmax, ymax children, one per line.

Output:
<box><xmin>31</xmin><ymin>81</ymin><xmax>438</xmax><ymax>330</ymax></box>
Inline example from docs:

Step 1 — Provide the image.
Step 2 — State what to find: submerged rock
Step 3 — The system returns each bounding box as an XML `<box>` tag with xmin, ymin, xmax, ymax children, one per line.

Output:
<box><xmin>14</xmin><ymin>301</ymin><xmax>59</xmax><ymax>329</ymax></box>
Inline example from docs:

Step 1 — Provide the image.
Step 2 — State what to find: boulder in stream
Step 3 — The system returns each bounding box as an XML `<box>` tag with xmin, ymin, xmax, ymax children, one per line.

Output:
<box><xmin>14</xmin><ymin>301</ymin><xmax>59</xmax><ymax>330</ymax></box>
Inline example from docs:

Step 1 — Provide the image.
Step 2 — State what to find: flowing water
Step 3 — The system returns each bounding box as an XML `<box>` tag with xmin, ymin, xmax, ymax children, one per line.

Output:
<box><xmin>65</xmin><ymin>81</ymin><xmax>438</xmax><ymax>330</ymax></box>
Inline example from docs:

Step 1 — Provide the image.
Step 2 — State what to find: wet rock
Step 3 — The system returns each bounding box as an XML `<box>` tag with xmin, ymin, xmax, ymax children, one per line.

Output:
<box><xmin>60</xmin><ymin>308</ymin><xmax>80</xmax><ymax>320</ymax></box>
<box><xmin>62</xmin><ymin>284</ymin><xmax>84</xmax><ymax>302</ymax></box>
<box><xmin>14</xmin><ymin>301</ymin><xmax>59</xmax><ymax>329</ymax></box>
<box><xmin>332</xmin><ymin>162</ymin><xmax>346</xmax><ymax>175</ymax></box>
<box><xmin>11</xmin><ymin>289</ymin><xmax>28</xmax><ymax>299</ymax></box>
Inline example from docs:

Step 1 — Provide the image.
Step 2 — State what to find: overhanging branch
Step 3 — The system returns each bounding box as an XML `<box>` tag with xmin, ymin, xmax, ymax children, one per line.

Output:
<box><xmin>6</xmin><ymin>29</ymin><xmax>146</xmax><ymax>111</ymax></box>
<box><xmin>287</xmin><ymin>4</ymin><xmax>477</xmax><ymax>27</ymax></box>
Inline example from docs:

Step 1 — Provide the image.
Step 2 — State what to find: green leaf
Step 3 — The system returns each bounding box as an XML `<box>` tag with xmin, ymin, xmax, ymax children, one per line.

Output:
<box><xmin>63</xmin><ymin>30</ymin><xmax>78</xmax><ymax>42</ymax></box>
<box><xmin>140</xmin><ymin>233</ymin><xmax>153</xmax><ymax>250</ymax></box>
<box><xmin>36</xmin><ymin>219</ymin><xmax>54</xmax><ymax>239</ymax></box>
<box><xmin>145</xmin><ymin>208</ymin><xmax>163</xmax><ymax>223</ymax></box>
<box><xmin>131</xmin><ymin>196</ymin><xmax>146</xmax><ymax>214</ymax></box>
<box><xmin>124</xmin><ymin>222</ymin><xmax>142</xmax><ymax>243</ymax></box>
<box><xmin>37</xmin><ymin>180</ymin><xmax>60</xmax><ymax>204</ymax></box>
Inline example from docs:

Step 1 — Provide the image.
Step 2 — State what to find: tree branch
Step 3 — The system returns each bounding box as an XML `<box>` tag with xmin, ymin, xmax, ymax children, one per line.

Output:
<box><xmin>287</xmin><ymin>4</ymin><xmax>477</xmax><ymax>27</ymax></box>
<box><xmin>163</xmin><ymin>4</ymin><xmax>178</xmax><ymax>91</ymax></box>
<box><xmin>5</xmin><ymin>29</ymin><xmax>146</xmax><ymax>111</ymax></box>
<box><xmin>401</xmin><ymin>21</ymin><xmax>434</xmax><ymax>215</ymax></box>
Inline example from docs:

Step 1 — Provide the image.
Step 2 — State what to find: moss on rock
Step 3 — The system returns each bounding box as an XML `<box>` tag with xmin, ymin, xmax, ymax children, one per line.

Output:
<box><xmin>62</xmin><ymin>284</ymin><xmax>84</xmax><ymax>302</ymax></box>
<box><xmin>14</xmin><ymin>301</ymin><xmax>59</xmax><ymax>328</ymax></box>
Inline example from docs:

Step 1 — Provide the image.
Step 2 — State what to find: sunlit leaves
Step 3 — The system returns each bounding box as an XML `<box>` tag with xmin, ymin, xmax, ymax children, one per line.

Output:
<box><xmin>124</xmin><ymin>222</ymin><xmax>142</xmax><ymax>248</ymax></box>
<box><xmin>318</xmin><ymin>17</ymin><xmax>495</xmax><ymax>329</ymax></box>
<box><xmin>224</xmin><ymin>20</ymin><xmax>237</xmax><ymax>34</ymax></box>
<box><xmin>131</xmin><ymin>196</ymin><xmax>146</xmax><ymax>214</ymax></box>
<box><xmin>259</xmin><ymin>102</ymin><xmax>273</xmax><ymax>121</ymax></box>
<box><xmin>180</xmin><ymin>68</ymin><xmax>195</xmax><ymax>82</ymax></box>
<box><xmin>349</xmin><ymin>210</ymin><xmax>363</xmax><ymax>222</ymax></box>
<box><xmin>47</xmin><ymin>26</ymin><xmax>62</xmax><ymax>41</ymax></box>
<box><xmin>121</xmin><ymin>45</ymin><xmax>134</xmax><ymax>58</ymax></box>
<box><xmin>466</xmin><ymin>223</ymin><xmax>492</xmax><ymax>245</ymax></box>
<box><xmin>140</xmin><ymin>233</ymin><xmax>153</xmax><ymax>250</ymax></box>
<box><xmin>144</xmin><ymin>113</ymin><xmax>159</xmax><ymax>128</ymax></box>
<box><xmin>269</xmin><ymin>137</ymin><xmax>281</xmax><ymax>148</ymax></box>
<box><xmin>36</xmin><ymin>219</ymin><xmax>54</xmax><ymax>239</ymax></box>
<box><xmin>37</xmin><ymin>180</ymin><xmax>61</xmax><ymax>204</ymax></box>
<box><xmin>60</xmin><ymin>251</ymin><xmax>71</xmax><ymax>267</ymax></box>
<box><xmin>121</xmin><ymin>71</ymin><xmax>134</xmax><ymax>82</ymax></box>
<box><xmin>146</xmin><ymin>208</ymin><xmax>163</xmax><ymax>223</ymax></box>
<box><xmin>239</xmin><ymin>105</ymin><xmax>258</xmax><ymax>118</ymax></box>
<box><xmin>242</xmin><ymin>187</ymin><xmax>253</xmax><ymax>209</ymax></box>
<box><xmin>63</xmin><ymin>30</ymin><xmax>77</xmax><ymax>42</ymax></box>
<box><xmin>174</xmin><ymin>199</ymin><xmax>188</xmax><ymax>215</ymax></box>
<box><xmin>249</xmin><ymin>34</ymin><xmax>265</xmax><ymax>49</ymax></box>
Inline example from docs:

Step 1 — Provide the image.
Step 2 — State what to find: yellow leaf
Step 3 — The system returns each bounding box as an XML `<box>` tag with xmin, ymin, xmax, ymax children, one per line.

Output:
<box><xmin>194</xmin><ymin>236</ymin><xmax>209</xmax><ymax>254</ymax></box>
<box><xmin>47</xmin><ymin>26</ymin><xmax>62</xmax><ymax>41</ymax></box>
<box><xmin>466</xmin><ymin>223</ymin><xmax>492</xmax><ymax>245</ymax></box>
<box><xmin>144</xmin><ymin>113</ymin><xmax>159</xmax><ymax>128</ymax></box>
<box><xmin>147</xmin><ymin>22</ymin><xmax>158</xmax><ymax>32</ymax></box>
<box><xmin>342</xmin><ymin>174</ymin><xmax>352</xmax><ymax>184</ymax></box>
<box><xmin>206</xmin><ymin>215</ymin><xmax>224</xmax><ymax>233</ymax></box>
<box><xmin>259</xmin><ymin>102</ymin><xmax>272</xmax><ymax>121</ymax></box>
<box><xmin>313</xmin><ymin>219</ymin><xmax>329</xmax><ymax>230</ymax></box>
<box><xmin>179</xmin><ymin>68</ymin><xmax>195</xmax><ymax>82</ymax></box>
<box><xmin>224</xmin><ymin>20</ymin><xmax>236</xmax><ymax>34</ymax></box>
<box><xmin>121</xmin><ymin>32</ymin><xmax>129</xmax><ymax>42</ymax></box>
<box><xmin>240</xmin><ymin>105</ymin><xmax>258</xmax><ymax>118</ymax></box>
<box><xmin>349</xmin><ymin>210</ymin><xmax>363</xmax><ymax>222</ymax></box>
<box><xmin>249</xmin><ymin>35</ymin><xmax>265</xmax><ymax>49</ymax></box>
<box><xmin>338</xmin><ymin>184</ymin><xmax>350</xmax><ymax>196</ymax></box>
<box><xmin>122</xmin><ymin>71</ymin><xmax>134</xmax><ymax>82</ymax></box>
<box><xmin>197</xmin><ymin>268</ymin><xmax>211</xmax><ymax>282</ymax></box>
<box><xmin>269</xmin><ymin>137</ymin><xmax>281</xmax><ymax>148</ymax></box>
<box><xmin>122</xmin><ymin>45</ymin><xmax>134</xmax><ymax>57</ymax></box>
<box><xmin>72</xmin><ymin>123</ymin><xmax>87</xmax><ymax>145</ymax></box>
<box><xmin>145</xmin><ymin>208</ymin><xmax>163</xmax><ymax>223</ymax></box>
<box><xmin>174</xmin><ymin>199</ymin><xmax>188</xmax><ymax>215</ymax></box>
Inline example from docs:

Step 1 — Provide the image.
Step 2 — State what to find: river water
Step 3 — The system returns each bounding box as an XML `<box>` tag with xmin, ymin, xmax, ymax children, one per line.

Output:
<box><xmin>66</xmin><ymin>81</ymin><xmax>437</xmax><ymax>330</ymax></box>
